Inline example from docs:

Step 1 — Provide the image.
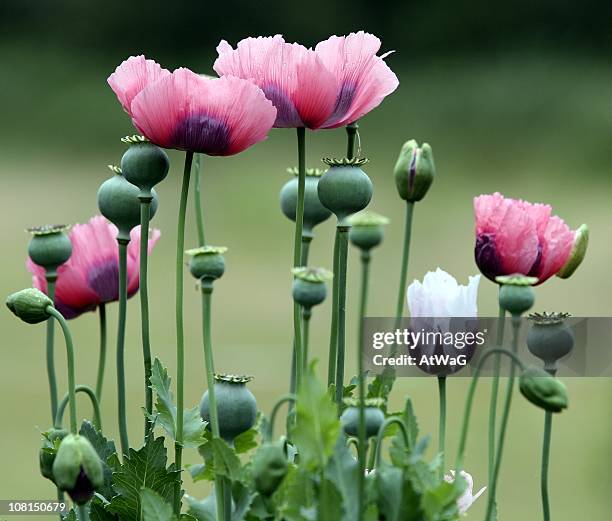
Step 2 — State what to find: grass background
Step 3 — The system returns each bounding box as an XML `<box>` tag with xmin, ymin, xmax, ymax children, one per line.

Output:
<box><xmin>0</xmin><ymin>27</ymin><xmax>611</xmax><ymax>521</ymax></box>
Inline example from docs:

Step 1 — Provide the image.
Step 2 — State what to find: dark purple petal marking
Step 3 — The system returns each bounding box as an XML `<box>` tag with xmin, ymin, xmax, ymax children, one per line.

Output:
<box><xmin>68</xmin><ymin>467</ymin><xmax>95</xmax><ymax>505</ymax></box>
<box><xmin>262</xmin><ymin>84</ymin><xmax>303</xmax><ymax>128</ymax></box>
<box><xmin>324</xmin><ymin>81</ymin><xmax>357</xmax><ymax>127</ymax></box>
<box><xmin>54</xmin><ymin>298</ymin><xmax>95</xmax><ymax>320</ymax></box>
<box><xmin>527</xmin><ymin>243</ymin><xmax>543</xmax><ymax>277</ymax></box>
<box><xmin>171</xmin><ymin>114</ymin><xmax>230</xmax><ymax>154</ymax></box>
<box><xmin>88</xmin><ymin>260</ymin><xmax>119</xmax><ymax>303</ymax></box>
<box><xmin>475</xmin><ymin>233</ymin><xmax>504</xmax><ymax>281</ymax></box>
<box><xmin>408</xmin><ymin>148</ymin><xmax>418</xmax><ymax>192</ymax></box>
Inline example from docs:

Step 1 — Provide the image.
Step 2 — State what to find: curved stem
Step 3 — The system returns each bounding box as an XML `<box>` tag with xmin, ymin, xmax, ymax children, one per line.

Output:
<box><xmin>267</xmin><ymin>394</ymin><xmax>296</xmax><ymax>442</ymax></box>
<box><xmin>55</xmin><ymin>385</ymin><xmax>102</xmax><ymax>431</ymax></box>
<box><xmin>438</xmin><ymin>376</ymin><xmax>447</xmax><ymax>479</ymax></box>
<box><xmin>95</xmin><ymin>304</ymin><xmax>106</xmax><ymax>404</ymax></box>
<box><xmin>488</xmin><ymin>300</ymin><xmax>506</xmax><ymax>487</ymax></box>
<box><xmin>334</xmin><ymin>226</ymin><xmax>349</xmax><ymax>408</ymax></box>
<box><xmin>346</xmin><ymin>437</ymin><xmax>360</xmax><ymax>453</ymax></box>
<box><xmin>194</xmin><ymin>154</ymin><xmax>206</xmax><ymax>247</ymax></box>
<box><xmin>116</xmin><ymin>238</ymin><xmax>130</xmax><ymax>455</ymax></box>
<box><xmin>327</xmin><ymin>230</ymin><xmax>340</xmax><ymax>387</ymax></box>
<box><xmin>45</xmin><ymin>275</ymin><xmax>58</xmax><ymax>423</ymax></box>
<box><xmin>174</xmin><ymin>150</ymin><xmax>193</xmax><ymax>514</ymax></box>
<box><xmin>541</xmin><ymin>411</ymin><xmax>553</xmax><ymax>521</ymax></box>
<box><xmin>375</xmin><ymin>417</ymin><xmax>410</xmax><ymax>468</ymax></box>
<box><xmin>139</xmin><ymin>197</ymin><xmax>154</xmax><ymax>442</ymax></box>
<box><xmin>46</xmin><ymin>307</ymin><xmax>77</xmax><ymax>434</ymax></box>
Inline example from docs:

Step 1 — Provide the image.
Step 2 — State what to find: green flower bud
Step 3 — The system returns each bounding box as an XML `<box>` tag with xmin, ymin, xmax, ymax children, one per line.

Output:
<box><xmin>280</xmin><ymin>167</ymin><xmax>332</xmax><ymax>236</ymax></box>
<box><xmin>120</xmin><ymin>136</ymin><xmax>170</xmax><ymax>195</ymax></box>
<box><xmin>496</xmin><ymin>274</ymin><xmax>537</xmax><ymax>316</ymax></box>
<box><xmin>6</xmin><ymin>288</ymin><xmax>53</xmax><ymax>324</ymax></box>
<box><xmin>348</xmin><ymin>211</ymin><xmax>390</xmax><ymax>251</ymax></box>
<box><xmin>97</xmin><ymin>166</ymin><xmax>158</xmax><ymax>241</ymax></box>
<box><xmin>252</xmin><ymin>441</ymin><xmax>288</xmax><ymax>496</ymax></box>
<box><xmin>527</xmin><ymin>312</ymin><xmax>574</xmax><ymax>373</ymax></box>
<box><xmin>52</xmin><ymin>434</ymin><xmax>104</xmax><ymax>505</ymax></box>
<box><xmin>340</xmin><ymin>398</ymin><xmax>386</xmax><ymax>438</ymax></box>
<box><xmin>292</xmin><ymin>267</ymin><xmax>333</xmax><ymax>309</ymax></box>
<box><xmin>200</xmin><ymin>374</ymin><xmax>257</xmax><ymax>443</ymax></box>
<box><xmin>519</xmin><ymin>367</ymin><xmax>568</xmax><ymax>413</ymax></box>
<box><xmin>393</xmin><ymin>140</ymin><xmax>435</xmax><ymax>202</ymax></box>
<box><xmin>186</xmin><ymin>246</ymin><xmax>227</xmax><ymax>281</ymax></box>
<box><xmin>557</xmin><ymin>224</ymin><xmax>589</xmax><ymax>279</ymax></box>
<box><xmin>318</xmin><ymin>158</ymin><xmax>373</xmax><ymax>225</ymax></box>
<box><xmin>27</xmin><ymin>225</ymin><xmax>72</xmax><ymax>275</ymax></box>
<box><xmin>39</xmin><ymin>428</ymin><xmax>68</xmax><ymax>482</ymax></box>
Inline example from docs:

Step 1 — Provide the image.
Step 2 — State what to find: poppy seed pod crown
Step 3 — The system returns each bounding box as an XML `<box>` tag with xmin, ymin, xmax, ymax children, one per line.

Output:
<box><xmin>497</xmin><ymin>274</ymin><xmax>536</xmax><ymax>316</ymax></box>
<box><xmin>292</xmin><ymin>267</ymin><xmax>333</xmax><ymax>309</ymax></box>
<box><xmin>186</xmin><ymin>246</ymin><xmax>227</xmax><ymax>281</ymax></box>
<box><xmin>348</xmin><ymin>211</ymin><xmax>390</xmax><ymax>251</ymax></box>
<box><xmin>527</xmin><ymin>312</ymin><xmax>574</xmax><ymax>372</ymax></box>
<box><xmin>393</xmin><ymin>140</ymin><xmax>435</xmax><ymax>202</ymax></box>
<box><xmin>27</xmin><ymin>225</ymin><xmax>73</xmax><ymax>275</ymax></box>
<box><xmin>6</xmin><ymin>288</ymin><xmax>54</xmax><ymax>324</ymax></box>
<box><xmin>120</xmin><ymin>136</ymin><xmax>170</xmax><ymax>195</ymax></box>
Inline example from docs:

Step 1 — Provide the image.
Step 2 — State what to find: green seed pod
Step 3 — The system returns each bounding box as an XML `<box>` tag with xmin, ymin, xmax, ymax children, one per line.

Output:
<box><xmin>527</xmin><ymin>312</ymin><xmax>574</xmax><ymax>373</ymax></box>
<box><xmin>39</xmin><ymin>428</ymin><xmax>68</xmax><ymax>482</ymax></box>
<box><xmin>6</xmin><ymin>288</ymin><xmax>53</xmax><ymax>324</ymax></box>
<box><xmin>292</xmin><ymin>267</ymin><xmax>333</xmax><ymax>309</ymax></box>
<box><xmin>280</xmin><ymin>167</ymin><xmax>332</xmax><ymax>236</ymax></box>
<box><xmin>120</xmin><ymin>136</ymin><xmax>170</xmax><ymax>195</ymax></box>
<box><xmin>496</xmin><ymin>274</ymin><xmax>537</xmax><ymax>316</ymax></box>
<box><xmin>200</xmin><ymin>374</ymin><xmax>257</xmax><ymax>443</ymax></box>
<box><xmin>393</xmin><ymin>140</ymin><xmax>435</xmax><ymax>202</ymax></box>
<box><xmin>519</xmin><ymin>367</ymin><xmax>569</xmax><ymax>413</ymax></box>
<box><xmin>52</xmin><ymin>434</ymin><xmax>104</xmax><ymax>505</ymax></box>
<box><xmin>97</xmin><ymin>166</ymin><xmax>158</xmax><ymax>241</ymax></box>
<box><xmin>252</xmin><ymin>441</ymin><xmax>288</xmax><ymax>496</ymax></box>
<box><xmin>318</xmin><ymin>158</ymin><xmax>373</xmax><ymax>225</ymax></box>
<box><xmin>557</xmin><ymin>224</ymin><xmax>589</xmax><ymax>279</ymax></box>
<box><xmin>340</xmin><ymin>398</ymin><xmax>386</xmax><ymax>438</ymax></box>
<box><xmin>186</xmin><ymin>246</ymin><xmax>227</xmax><ymax>281</ymax></box>
<box><xmin>27</xmin><ymin>225</ymin><xmax>72</xmax><ymax>274</ymax></box>
<box><xmin>348</xmin><ymin>211</ymin><xmax>390</xmax><ymax>251</ymax></box>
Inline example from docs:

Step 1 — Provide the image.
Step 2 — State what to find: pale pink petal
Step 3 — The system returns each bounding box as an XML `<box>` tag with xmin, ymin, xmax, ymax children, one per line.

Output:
<box><xmin>536</xmin><ymin>216</ymin><xmax>574</xmax><ymax>282</ymax></box>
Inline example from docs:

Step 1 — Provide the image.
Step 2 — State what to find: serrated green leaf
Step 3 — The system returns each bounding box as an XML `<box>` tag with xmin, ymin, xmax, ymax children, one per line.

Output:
<box><xmin>402</xmin><ymin>398</ymin><xmax>419</xmax><ymax>447</ymax></box>
<box><xmin>375</xmin><ymin>464</ymin><xmax>403</xmax><ymax>521</ymax></box>
<box><xmin>421</xmin><ymin>480</ymin><xmax>461</xmax><ymax>521</ymax></box>
<box><xmin>186</xmin><ymin>494</ymin><xmax>216</xmax><ymax>521</ymax></box>
<box><xmin>79</xmin><ymin>420</ymin><xmax>117</xmax><ymax>500</ymax></box>
<box><xmin>89</xmin><ymin>495</ymin><xmax>118</xmax><ymax>521</ymax></box>
<box><xmin>272</xmin><ymin>466</ymin><xmax>316</xmax><ymax>521</ymax></box>
<box><xmin>290</xmin><ymin>362</ymin><xmax>340</xmax><ymax>470</ymax></box>
<box><xmin>324</xmin><ymin>439</ymin><xmax>359</xmax><ymax>521</ymax></box>
<box><xmin>63</xmin><ymin>510</ymin><xmax>77</xmax><ymax>521</ymax></box>
<box><xmin>141</xmin><ymin>488</ymin><xmax>176</xmax><ymax>521</ymax></box>
<box><xmin>318</xmin><ymin>479</ymin><xmax>342</xmax><ymax>521</ymax></box>
<box><xmin>233</xmin><ymin>424</ymin><xmax>259</xmax><ymax>455</ymax></box>
<box><xmin>366</xmin><ymin>367</ymin><xmax>395</xmax><ymax>405</ymax></box>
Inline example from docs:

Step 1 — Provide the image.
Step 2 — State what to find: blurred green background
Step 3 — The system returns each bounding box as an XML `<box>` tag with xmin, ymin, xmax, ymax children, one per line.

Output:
<box><xmin>1</xmin><ymin>1</ymin><xmax>611</xmax><ymax>519</ymax></box>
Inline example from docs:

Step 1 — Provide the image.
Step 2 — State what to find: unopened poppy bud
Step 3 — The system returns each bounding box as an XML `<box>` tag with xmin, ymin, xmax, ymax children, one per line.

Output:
<box><xmin>27</xmin><ymin>225</ymin><xmax>72</xmax><ymax>275</ymax></box>
<box><xmin>6</xmin><ymin>288</ymin><xmax>54</xmax><ymax>324</ymax></box>
<box><xmin>120</xmin><ymin>136</ymin><xmax>170</xmax><ymax>195</ymax></box>
<box><xmin>340</xmin><ymin>398</ymin><xmax>386</xmax><ymax>438</ymax></box>
<box><xmin>557</xmin><ymin>224</ymin><xmax>588</xmax><ymax>279</ymax></box>
<box><xmin>97</xmin><ymin>166</ymin><xmax>159</xmax><ymax>241</ymax></box>
<box><xmin>527</xmin><ymin>312</ymin><xmax>574</xmax><ymax>373</ymax></box>
<box><xmin>280</xmin><ymin>167</ymin><xmax>332</xmax><ymax>237</ymax></box>
<box><xmin>318</xmin><ymin>158</ymin><xmax>373</xmax><ymax>225</ymax></box>
<box><xmin>496</xmin><ymin>274</ymin><xmax>536</xmax><ymax>316</ymax></box>
<box><xmin>519</xmin><ymin>367</ymin><xmax>568</xmax><ymax>413</ymax></box>
<box><xmin>393</xmin><ymin>140</ymin><xmax>435</xmax><ymax>202</ymax></box>
<box><xmin>39</xmin><ymin>428</ymin><xmax>68</xmax><ymax>482</ymax></box>
<box><xmin>52</xmin><ymin>434</ymin><xmax>104</xmax><ymax>505</ymax></box>
<box><xmin>186</xmin><ymin>246</ymin><xmax>227</xmax><ymax>281</ymax></box>
<box><xmin>348</xmin><ymin>211</ymin><xmax>390</xmax><ymax>251</ymax></box>
<box><xmin>252</xmin><ymin>441</ymin><xmax>288</xmax><ymax>496</ymax></box>
<box><xmin>292</xmin><ymin>267</ymin><xmax>333</xmax><ymax>309</ymax></box>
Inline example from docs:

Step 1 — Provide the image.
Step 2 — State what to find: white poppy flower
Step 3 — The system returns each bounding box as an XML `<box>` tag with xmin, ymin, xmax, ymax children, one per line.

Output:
<box><xmin>444</xmin><ymin>470</ymin><xmax>487</xmax><ymax>515</ymax></box>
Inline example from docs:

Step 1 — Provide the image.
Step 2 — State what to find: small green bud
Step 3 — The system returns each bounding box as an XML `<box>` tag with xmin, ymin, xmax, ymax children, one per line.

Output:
<box><xmin>6</xmin><ymin>288</ymin><xmax>53</xmax><ymax>324</ymax></box>
<box><xmin>348</xmin><ymin>211</ymin><xmax>390</xmax><ymax>251</ymax></box>
<box><xmin>252</xmin><ymin>441</ymin><xmax>288</xmax><ymax>496</ymax></box>
<box><xmin>557</xmin><ymin>224</ymin><xmax>588</xmax><ymax>279</ymax></box>
<box><xmin>527</xmin><ymin>312</ymin><xmax>574</xmax><ymax>373</ymax></box>
<box><xmin>39</xmin><ymin>428</ymin><xmax>68</xmax><ymax>482</ymax></box>
<box><xmin>393</xmin><ymin>140</ymin><xmax>435</xmax><ymax>202</ymax></box>
<box><xmin>186</xmin><ymin>246</ymin><xmax>227</xmax><ymax>281</ymax></box>
<box><xmin>519</xmin><ymin>367</ymin><xmax>568</xmax><ymax>413</ymax></box>
<box><xmin>292</xmin><ymin>267</ymin><xmax>333</xmax><ymax>309</ymax></box>
<box><xmin>496</xmin><ymin>274</ymin><xmax>537</xmax><ymax>316</ymax></box>
<box><xmin>52</xmin><ymin>434</ymin><xmax>104</xmax><ymax>504</ymax></box>
<box><xmin>27</xmin><ymin>225</ymin><xmax>72</xmax><ymax>274</ymax></box>
<box><xmin>120</xmin><ymin>137</ymin><xmax>170</xmax><ymax>194</ymax></box>
<box><xmin>340</xmin><ymin>398</ymin><xmax>386</xmax><ymax>438</ymax></box>
<box><xmin>318</xmin><ymin>158</ymin><xmax>373</xmax><ymax>225</ymax></box>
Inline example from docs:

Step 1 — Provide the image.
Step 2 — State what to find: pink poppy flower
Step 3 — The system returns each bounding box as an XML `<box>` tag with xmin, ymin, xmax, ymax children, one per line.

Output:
<box><xmin>474</xmin><ymin>192</ymin><xmax>575</xmax><ymax>284</ymax></box>
<box><xmin>213</xmin><ymin>31</ymin><xmax>398</xmax><ymax>129</ymax></box>
<box><xmin>27</xmin><ymin>216</ymin><xmax>160</xmax><ymax>319</ymax></box>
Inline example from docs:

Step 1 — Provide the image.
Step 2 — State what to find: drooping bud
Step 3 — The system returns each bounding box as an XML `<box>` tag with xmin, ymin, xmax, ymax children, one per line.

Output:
<box><xmin>496</xmin><ymin>274</ymin><xmax>537</xmax><ymax>316</ymax></box>
<box><xmin>120</xmin><ymin>136</ymin><xmax>170</xmax><ymax>196</ymax></box>
<box><xmin>527</xmin><ymin>312</ymin><xmax>574</xmax><ymax>373</ymax></box>
<box><xmin>6</xmin><ymin>288</ymin><xmax>54</xmax><ymax>324</ymax></box>
<box><xmin>292</xmin><ymin>267</ymin><xmax>333</xmax><ymax>309</ymax></box>
<box><xmin>393</xmin><ymin>140</ymin><xmax>435</xmax><ymax>202</ymax></box>
<box><xmin>519</xmin><ymin>367</ymin><xmax>568</xmax><ymax>413</ymax></box>
<box><xmin>252</xmin><ymin>441</ymin><xmax>289</xmax><ymax>496</ymax></box>
<box><xmin>557</xmin><ymin>224</ymin><xmax>588</xmax><ymax>279</ymax></box>
<box><xmin>27</xmin><ymin>225</ymin><xmax>72</xmax><ymax>276</ymax></box>
<box><xmin>340</xmin><ymin>398</ymin><xmax>386</xmax><ymax>438</ymax></box>
<box><xmin>52</xmin><ymin>434</ymin><xmax>104</xmax><ymax>504</ymax></box>
<box><xmin>348</xmin><ymin>211</ymin><xmax>390</xmax><ymax>251</ymax></box>
<box><xmin>186</xmin><ymin>246</ymin><xmax>227</xmax><ymax>281</ymax></box>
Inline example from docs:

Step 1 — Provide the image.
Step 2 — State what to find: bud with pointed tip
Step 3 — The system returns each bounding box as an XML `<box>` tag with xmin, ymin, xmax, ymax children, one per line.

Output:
<box><xmin>6</xmin><ymin>288</ymin><xmax>53</xmax><ymax>324</ymax></box>
<box><xmin>519</xmin><ymin>367</ymin><xmax>568</xmax><ymax>413</ymax></box>
<box><xmin>393</xmin><ymin>140</ymin><xmax>434</xmax><ymax>202</ymax></box>
<box><xmin>557</xmin><ymin>224</ymin><xmax>588</xmax><ymax>279</ymax></box>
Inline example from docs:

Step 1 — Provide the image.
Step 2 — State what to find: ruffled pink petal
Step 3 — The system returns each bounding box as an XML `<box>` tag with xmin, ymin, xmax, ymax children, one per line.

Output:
<box><xmin>315</xmin><ymin>31</ymin><xmax>399</xmax><ymax>128</ymax></box>
<box><xmin>517</xmin><ymin>200</ymin><xmax>552</xmax><ymax>238</ymax></box>
<box><xmin>127</xmin><ymin>226</ymin><xmax>161</xmax><ymax>295</ymax></box>
<box><xmin>107</xmin><ymin>55</ymin><xmax>170</xmax><ymax>116</ymax></box>
<box><xmin>536</xmin><ymin>216</ymin><xmax>574</xmax><ymax>283</ymax></box>
<box><xmin>214</xmin><ymin>36</ymin><xmax>337</xmax><ymax>129</ymax></box>
<box><xmin>130</xmin><ymin>68</ymin><xmax>276</xmax><ymax>155</ymax></box>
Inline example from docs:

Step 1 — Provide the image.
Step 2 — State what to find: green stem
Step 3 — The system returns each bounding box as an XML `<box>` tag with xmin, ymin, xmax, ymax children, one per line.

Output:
<box><xmin>367</xmin><ymin>438</ymin><xmax>378</xmax><ymax>471</ymax></box>
<box><xmin>302</xmin><ymin>308</ymin><xmax>311</xmax><ymax>369</ymax></box>
<box><xmin>346</xmin><ymin>121</ymin><xmax>359</xmax><ymax>159</ymax></box>
<box><xmin>194</xmin><ymin>153</ymin><xmax>206</xmax><ymax>246</ymax></box>
<box><xmin>375</xmin><ymin>417</ymin><xmax>409</xmax><ymax>468</ymax></box>
<box><xmin>139</xmin><ymin>197</ymin><xmax>154</xmax><ymax>442</ymax></box>
<box><xmin>327</xmin><ymin>230</ymin><xmax>340</xmax><ymax>387</ymax></box>
<box><xmin>438</xmin><ymin>376</ymin><xmax>447</xmax><ymax>479</ymax></box>
<box><xmin>488</xmin><ymin>301</ymin><xmax>506</xmax><ymax>488</ymax></box>
<box><xmin>116</xmin><ymin>238</ymin><xmax>130</xmax><ymax>455</ymax></box>
<box><xmin>54</xmin><ymin>385</ymin><xmax>102</xmax><ymax>431</ymax></box>
<box><xmin>95</xmin><ymin>304</ymin><xmax>106</xmax><ymax>404</ymax></box>
<box><xmin>174</xmin><ymin>150</ymin><xmax>193</xmax><ymax>514</ymax></box>
<box><xmin>46</xmin><ymin>307</ymin><xmax>77</xmax><ymax>434</ymax></box>
<box><xmin>45</xmin><ymin>275</ymin><xmax>58</xmax><ymax>423</ymax></box>
<box><xmin>541</xmin><ymin>410</ymin><xmax>553</xmax><ymax>521</ymax></box>
<box><xmin>394</xmin><ymin>202</ymin><xmax>414</xmax><ymax>326</ymax></box>
<box><xmin>334</xmin><ymin>226</ymin><xmax>349</xmax><ymax>408</ymax></box>
<box><xmin>77</xmin><ymin>504</ymin><xmax>89</xmax><ymax>521</ymax></box>
<box><xmin>267</xmin><ymin>394</ymin><xmax>296</xmax><ymax>441</ymax></box>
